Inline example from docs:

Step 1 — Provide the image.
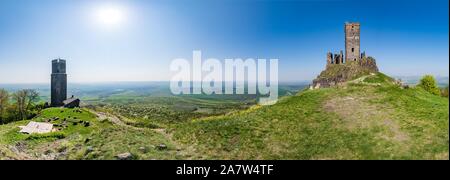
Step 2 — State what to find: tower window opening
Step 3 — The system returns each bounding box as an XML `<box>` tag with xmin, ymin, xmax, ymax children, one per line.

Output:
<box><xmin>352</xmin><ymin>48</ymin><xmax>354</xmax><ymax>52</ymax></box>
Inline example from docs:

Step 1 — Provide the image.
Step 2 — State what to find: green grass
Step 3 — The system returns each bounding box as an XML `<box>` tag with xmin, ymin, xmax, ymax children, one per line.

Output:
<box><xmin>1</xmin><ymin>73</ymin><xmax>448</xmax><ymax>160</ymax></box>
<box><xmin>0</xmin><ymin>108</ymin><xmax>185</xmax><ymax>160</ymax></box>
<box><xmin>363</xmin><ymin>72</ymin><xmax>394</xmax><ymax>84</ymax></box>
<box><xmin>78</xmin><ymin>125</ymin><xmax>186</xmax><ymax>160</ymax></box>
<box><xmin>91</xmin><ymin>95</ymin><xmax>255</xmax><ymax>127</ymax></box>
<box><xmin>172</xmin><ymin>73</ymin><xmax>449</xmax><ymax>159</ymax></box>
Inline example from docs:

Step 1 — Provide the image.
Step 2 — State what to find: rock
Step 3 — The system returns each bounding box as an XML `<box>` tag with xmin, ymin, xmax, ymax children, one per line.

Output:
<box><xmin>313</xmin><ymin>56</ymin><xmax>379</xmax><ymax>89</ymax></box>
<box><xmin>156</xmin><ymin>144</ymin><xmax>167</xmax><ymax>151</ymax></box>
<box><xmin>115</xmin><ymin>152</ymin><xmax>134</xmax><ymax>160</ymax></box>
<box><xmin>57</xmin><ymin>146</ymin><xmax>67</xmax><ymax>153</ymax></box>
<box><xmin>44</xmin><ymin>150</ymin><xmax>53</xmax><ymax>155</ymax></box>
<box><xmin>86</xmin><ymin>146</ymin><xmax>94</xmax><ymax>153</ymax></box>
<box><xmin>138</xmin><ymin>146</ymin><xmax>148</xmax><ymax>153</ymax></box>
<box><xmin>83</xmin><ymin>121</ymin><xmax>90</xmax><ymax>127</ymax></box>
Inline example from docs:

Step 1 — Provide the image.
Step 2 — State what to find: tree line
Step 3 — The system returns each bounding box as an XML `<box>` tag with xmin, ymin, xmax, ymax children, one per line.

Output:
<box><xmin>0</xmin><ymin>89</ymin><xmax>42</xmax><ymax>124</ymax></box>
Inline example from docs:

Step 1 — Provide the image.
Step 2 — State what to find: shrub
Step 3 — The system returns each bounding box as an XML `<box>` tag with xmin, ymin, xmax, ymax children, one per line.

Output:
<box><xmin>441</xmin><ymin>86</ymin><xmax>449</xmax><ymax>97</ymax></box>
<box><xmin>418</xmin><ymin>75</ymin><xmax>440</xmax><ymax>95</ymax></box>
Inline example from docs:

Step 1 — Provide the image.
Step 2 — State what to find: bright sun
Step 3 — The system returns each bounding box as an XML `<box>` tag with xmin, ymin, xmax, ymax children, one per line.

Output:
<box><xmin>96</xmin><ymin>6</ymin><xmax>126</xmax><ymax>26</ymax></box>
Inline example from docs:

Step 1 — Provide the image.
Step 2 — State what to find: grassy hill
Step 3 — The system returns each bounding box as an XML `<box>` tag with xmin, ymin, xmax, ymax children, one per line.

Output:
<box><xmin>1</xmin><ymin>73</ymin><xmax>448</xmax><ymax>160</ymax></box>
<box><xmin>172</xmin><ymin>73</ymin><xmax>449</xmax><ymax>160</ymax></box>
<box><xmin>0</xmin><ymin>108</ymin><xmax>186</xmax><ymax>160</ymax></box>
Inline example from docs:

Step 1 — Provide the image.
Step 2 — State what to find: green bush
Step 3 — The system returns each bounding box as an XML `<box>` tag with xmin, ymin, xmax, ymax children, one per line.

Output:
<box><xmin>418</xmin><ymin>75</ymin><xmax>440</xmax><ymax>95</ymax></box>
<box><xmin>441</xmin><ymin>86</ymin><xmax>449</xmax><ymax>97</ymax></box>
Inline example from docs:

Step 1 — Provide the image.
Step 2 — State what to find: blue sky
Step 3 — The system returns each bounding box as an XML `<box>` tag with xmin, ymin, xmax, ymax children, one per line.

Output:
<box><xmin>0</xmin><ymin>0</ymin><xmax>448</xmax><ymax>83</ymax></box>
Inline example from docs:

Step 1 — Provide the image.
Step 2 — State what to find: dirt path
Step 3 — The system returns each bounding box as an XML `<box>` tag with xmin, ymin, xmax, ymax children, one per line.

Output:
<box><xmin>3</xmin><ymin>110</ymin><xmax>196</xmax><ymax>160</ymax></box>
<box><xmin>323</xmin><ymin>93</ymin><xmax>410</xmax><ymax>143</ymax></box>
<box><xmin>94</xmin><ymin>111</ymin><xmax>134</xmax><ymax>128</ymax></box>
<box><xmin>92</xmin><ymin>110</ymin><xmax>171</xmax><ymax>134</ymax></box>
<box><xmin>90</xmin><ymin>110</ymin><xmax>193</xmax><ymax>157</ymax></box>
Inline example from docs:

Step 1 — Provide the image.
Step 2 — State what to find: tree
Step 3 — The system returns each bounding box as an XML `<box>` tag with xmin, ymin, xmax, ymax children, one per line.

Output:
<box><xmin>418</xmin><ymin>75</ymin><xmax>440</xmax><ymax>96</ymax></box>
<box><xmin>13</xmin><ymin>89</ymin><xmax>40</xmax><ymax>120</ymax></box>
<box><xmin>25</xmin><ymin>89</ymin><xmax>39</xmax><ymax>110</ymax></box>
<box><xmin>441</xmin><ymin>86</ymin><xmax>449</xmax><ymax>97</ymax></box>
<box><xmin>0</xmin><ymin>89</ymin><xmax>9</xmax><ymax>122</ymax></box>
<box><xmin>13</xmin><ymin>90</ymin><xmax>28</xmax><ymax>120</ymax></box>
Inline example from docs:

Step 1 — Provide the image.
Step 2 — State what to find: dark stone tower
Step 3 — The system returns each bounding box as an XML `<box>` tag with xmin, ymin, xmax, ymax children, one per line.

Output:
<box><xmin>51</xmin><ymin>59</ymin><xmax>67</xmax><ymax>107</ymax></box>
<box><xmin>345</xmin><ymin>22</ymin><xmax>360</xmax><ymax>62</ymax></box>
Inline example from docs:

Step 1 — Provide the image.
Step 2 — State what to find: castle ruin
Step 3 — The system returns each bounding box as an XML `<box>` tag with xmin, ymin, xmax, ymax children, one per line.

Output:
<box><xmin>312</xmin><ymin>22</ymin><xmax>378</xmax><ymax>89</ymax></box>
<box><xmin>345</xmin><ymin>22</ymin><xmax>361</xmax><ymax>62</ymax></box>
<box><xmin>327</xmin><ymin>22</ymin><xmax>366</xmax><ymax>65</ymax></box>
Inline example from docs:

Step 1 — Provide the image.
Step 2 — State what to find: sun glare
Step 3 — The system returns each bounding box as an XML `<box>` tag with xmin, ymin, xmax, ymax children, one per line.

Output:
<box><xmin>96</xmin><ymin>6</ymin><xmax>126</xmax><ymax>27</ymax></box>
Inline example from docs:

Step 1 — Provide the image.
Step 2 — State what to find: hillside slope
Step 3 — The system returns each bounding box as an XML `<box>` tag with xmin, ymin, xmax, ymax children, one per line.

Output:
<box><xmin>0</xmin><ymin>108</ymin><xmax>189</xmax><ymax>160</ymax></box>
<box><xmin>173</xmin><ymin>73</ymin><xmax>449</xmax><ymax>159</ymax></box>
<box><xmin>313</xmin><ymin>57</ymin><xmax>379</xmax><ymax>88</ymax></box>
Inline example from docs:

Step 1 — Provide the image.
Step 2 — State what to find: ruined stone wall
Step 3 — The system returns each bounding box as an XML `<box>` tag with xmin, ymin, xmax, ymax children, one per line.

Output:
<box><xmin>327</xmin><ymin>52</ymin><xmax>333</xmax><ymax>64</ymax></box>
<box><xmin>345</xmin><ymin>22</ymin><xmax>360</xmax><ymax>62</ymax></box>
<box><xmin>51</xmin><ymin>59</ymin><xmax>67</xmax><ymax>107</ymax></box>
<box><xmin>358</xmin><ymin>56</ymin><xmax>378</xmax><ymax>72</ymax></box>
<box><xmin>327</xmin><ymin>51</ymin><xmax>344</xmax><ymax>65</ymax></box>
<box><xmin>334</xmin><ymin>53</ymin><xmax>343</xmax><ymax>64</ymax></box>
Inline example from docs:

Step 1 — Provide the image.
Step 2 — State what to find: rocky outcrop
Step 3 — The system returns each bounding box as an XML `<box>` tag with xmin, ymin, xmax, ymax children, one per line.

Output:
<box><xmin>312</xmin><ymin>56</ymin><xmax>379</xmax><ymax>89</ymax></box>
